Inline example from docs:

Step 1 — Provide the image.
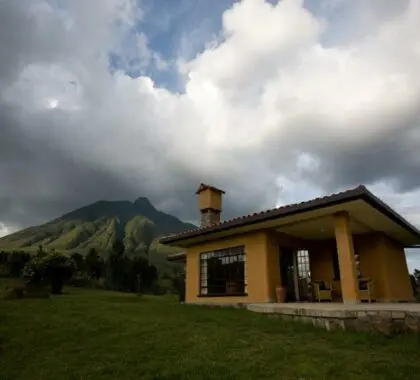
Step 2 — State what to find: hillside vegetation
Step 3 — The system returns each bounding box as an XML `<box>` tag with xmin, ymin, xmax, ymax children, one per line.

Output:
<box><xmin>0</xmin><ymin>197</ymin><xmax>194</xmax><ymax>255</ymax></box>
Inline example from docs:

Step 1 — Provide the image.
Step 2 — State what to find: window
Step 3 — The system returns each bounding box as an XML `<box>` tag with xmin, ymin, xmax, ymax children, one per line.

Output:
<box><xmin>199</xmin><ymin>245</ymin><xmax>247</xmax><ymax>296</ymax></box>
<box><xmin>297</xmin><ymin>250</ymin><xmax>311</xmax><ymax>279</ymax></box>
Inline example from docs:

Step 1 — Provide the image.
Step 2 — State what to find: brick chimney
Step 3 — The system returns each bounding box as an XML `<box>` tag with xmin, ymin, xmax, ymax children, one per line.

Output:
<box><xmin>195</xmin><ymin>183</ymin><xmax>225</xmax><ymax>228</ymax></box>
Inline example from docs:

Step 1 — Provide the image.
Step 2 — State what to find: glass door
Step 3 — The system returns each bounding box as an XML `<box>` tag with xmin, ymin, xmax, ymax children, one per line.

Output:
<box><xmin>296</xmin><ymin>249</ymin><xmax>312</xmax><ymax>301</ymax></box>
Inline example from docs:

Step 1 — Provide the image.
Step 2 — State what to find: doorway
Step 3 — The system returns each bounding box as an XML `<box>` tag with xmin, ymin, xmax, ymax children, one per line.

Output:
<box><xmin>296</xmin><ymin>249</ymin><xmax>312</xmax><ymax>301</ymax></box>
<box><xmin>279</xmin><ymin>246</ymin><xmax>298</xmax><ymax>302</ymax></box>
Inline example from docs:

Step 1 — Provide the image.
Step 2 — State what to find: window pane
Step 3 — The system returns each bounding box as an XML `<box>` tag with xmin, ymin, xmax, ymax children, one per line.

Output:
<box><xmin>199</xmin><ymin>245</ymin><xmax>246</xmax><ymax>296</ymax></box>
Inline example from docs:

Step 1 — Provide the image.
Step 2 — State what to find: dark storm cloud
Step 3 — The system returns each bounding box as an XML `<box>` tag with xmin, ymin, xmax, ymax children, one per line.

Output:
<box><xmin>0</xmin><ymin>0</ymin><xmax>142</xmax><ymax>228</ymax></box>
<box><xmin>0</xmin><ymin>103</ymin><xmax>139</xmax><ymax>227</ymax></box>
<box><xmin>299</xmin><ymin>109</ymin><xmax>420</xmax><ymax>194</ymax></box>
<box><xmin>0</xmin><ymin>0</ymin><xmax>210</xmax><ymax>229</ymax></box>
<box><xmin>0</xmin><ymin>1</ymin><xmax>75</xmax><ymax>88</ymax></box>
<box><xmin>0</xmin><ymin>0</ymin><xmax>420</xmax><ymax>242</ymax></box>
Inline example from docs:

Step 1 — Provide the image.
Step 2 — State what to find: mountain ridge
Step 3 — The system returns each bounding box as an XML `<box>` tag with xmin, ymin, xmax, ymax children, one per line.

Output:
<box><xmin>0</xmin><ymin>197</ymin><xmax>195</xmax><ymax>256</ymax></box>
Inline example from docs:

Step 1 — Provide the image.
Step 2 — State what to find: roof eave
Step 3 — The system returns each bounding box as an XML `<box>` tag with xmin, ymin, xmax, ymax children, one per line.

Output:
<box><xmin>160</xmin><ymin>186</ymin><xmax>420</xmax><ymax>246</ymax></box>
<box><xmin>359</xmin><ymin>188</ymin><xmax>420</xmax><ymax>242</ymax></box>
<box><xmin>167</xmin><ymin>252</ymin><xmax>186</xmax><ymax>262</ymax></box>
<box><xmin>159</xmin><ymin>188</ymin><xmax>365</xmax><ymax>245</ymax></box>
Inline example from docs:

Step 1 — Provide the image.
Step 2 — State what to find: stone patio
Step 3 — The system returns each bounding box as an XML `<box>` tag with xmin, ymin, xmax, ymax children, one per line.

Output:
<box><xmin>247</xmin><ymin>302</ymin><xmax>420</xmax><ymax>335</ymax></box>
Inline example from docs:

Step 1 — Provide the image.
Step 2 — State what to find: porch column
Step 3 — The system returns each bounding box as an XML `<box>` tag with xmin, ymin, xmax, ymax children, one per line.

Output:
<box><xmin>333</xmin><ymin>212</ymin><xmax>359</xmax><ymax>304</ymax></box>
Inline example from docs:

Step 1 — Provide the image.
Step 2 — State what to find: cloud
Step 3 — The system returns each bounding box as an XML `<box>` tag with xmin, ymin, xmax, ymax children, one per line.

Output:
<box><xmin>0</xmin><ymin>222</ymin><xmax>14</xmax><ymax>238</ymax></box>
<box><xmin>111</xmin><ymin>32</ymin><xmax>170</xmax><ymax>75</ymax></box>
<box><xmin>0</xmin><ymin>0</ymin><xmax>420</xmax><ymax>268</ymax></box>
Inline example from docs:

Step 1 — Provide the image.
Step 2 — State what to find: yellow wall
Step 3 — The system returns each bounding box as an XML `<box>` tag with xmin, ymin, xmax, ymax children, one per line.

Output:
<box><xmin>185</xmin><ymin>230</ymin><xmax>279</xmax><ymax>304</ymax></box>
<box><xmin>184</xmin><ymin>221</ymin><xmax>414</xmax><ymax>304</ymax></box>
<box><xmin>354</xmin><ymin>234</ymin><xmax>389</xmax><ymax>300</ymax></box>
<box><xmin>266</xmin><ymin>233</ymin><xmax>281</xmax><ymax>302</ymax></box>
<box><xmin>198</xmin><ymin>188</ymin><xmax>222</xmax><ymax>211</ymax></box>
<box><xmin>309</xmin><ymin>240</ymin><xmax>335</xmax><ymax>283</ymax></box>
<box><xmin>184</xmin><ymin>230</ymin><xmax>308</xmax><ymax>304</ymax></box>
<box><xmin>309</xmin><ymin>232</ymin><xmax>415</xmax><ymax>302</ymax></box>
<box><xmin>376</xmin><ymin>235</ymin><xmax>415</xmax><ymax>301</ymax></box>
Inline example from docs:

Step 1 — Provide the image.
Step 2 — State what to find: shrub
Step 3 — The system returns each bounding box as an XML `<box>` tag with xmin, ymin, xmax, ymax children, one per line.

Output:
<box><xmin>1</xmin><ymin>282</ymin><xmax>49</xmax><ymax>300</ymax></box>
<box><xmin>0</xmin><ymin>264</ymin><xmax>8</xmax><ymax>277</ymax></box>
<box><xmin>85</xmin><ymin>248</ymin><xmax>104</xmax><ymax>280</ymax></box>
<box><xmin>23</xmin><ymin>252</ymin><xmax>76</xmax><ymax>295</ymax></box>
<box><xmin>91</xmin><ymin>277</ymin><xmax>106</xmax><ymax>289</ymax></box>
<box><xmin>22</xmin><ymin>256</ymin><xmax>47</xmax><ymax>284</ymax></box>
<box><xmin>2</xmin><ymin>285</ymin><xmax>25</xmax><ymax>300</ymax></box>
<box><xmin>70</xmin><ymin>252</ymin><xmax>86</xmax><ymax>273</ymax></box>
<box><xmin>0</xmin><ymin>251</ymin><xmax>32</xmax><ymax>277</ymax></box>
<box><xmin>150</xmin><ymin>281</ymin><xmax>166</xmax><ymax>296</ymax></box>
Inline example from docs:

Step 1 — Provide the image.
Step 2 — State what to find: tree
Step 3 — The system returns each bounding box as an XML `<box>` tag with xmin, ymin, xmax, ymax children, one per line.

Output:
<box><xmin>173</xmin><ymin>271</ymin><xmax>185</xmax><ymax>303</ymax></box>
<box><xmin>142</xmin><ymin>222</ymin><xmax>156</xmax><ymax>265</ymax></box>
<box><xmin>413</xmin><ymin>269</ymin><xmax>420</xmax><ymax>283</ymax></box>
<box><xmin>70</xmin><ymin>252</ymin><xmax>85</xmax><ymax>274</ymax></box>
<box><xmin>85</xmin><ymin>248</ymin><xmax>103</xmax><ymax>280</ymax></box>
<box><xmin>36</xmin><ymin>245</ymin><xmax>46</xmax><ymax>258</ymax></box>
<box><xmin>131</xmin><ymin>256</ymin><xmax>145</xmax><ymax>293</ymax></box>
<box><xmin>112</xmin><ymin>239</ymin><xmax>125</xmax><ymax>256</ymax></box>
<box><xmin>23</xmin><ymin>252</ymin><xmax>76</xmax><ymax>295</ymax></box>
<box><xmin>6</xmin><ymin>251</ymin><xmax>31</xmax><ymax>277</ymax></box>
<box><xmin>47</xmin><ymin>254</ymin><xmax>76</xmax><ymax>294</ymax></box>
<box><xmin>106</xmin><ymin>240</ymin><xmax>126</xmax><ymax>290</ymax></box>
<box><xmin>410</xmin><ymin>269</ymin><xmax>420</xmax><ymax>300</ymax></box>
<box><xmin>130</xmin><ymin>256</ymin><xmax>157</xmax><ymax>292</ymax></box>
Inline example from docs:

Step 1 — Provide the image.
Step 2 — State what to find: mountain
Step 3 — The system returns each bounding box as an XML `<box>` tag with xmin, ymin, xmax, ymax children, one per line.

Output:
<box><xmin>0</xmin><ymin>197</ymin><xmax>195</xmax><ymax>258</ymax></box>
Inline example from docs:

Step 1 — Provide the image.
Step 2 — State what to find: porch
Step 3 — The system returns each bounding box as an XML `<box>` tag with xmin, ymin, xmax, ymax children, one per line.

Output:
<box><xmin>271</xmin><ymin>210</ymin><xmax>415</xmax><ymax>304</ymax></box>
<box><xmin>247</xmin><ymin>302</ymin><xmax>420</xmax><ymax>334</ymax></box>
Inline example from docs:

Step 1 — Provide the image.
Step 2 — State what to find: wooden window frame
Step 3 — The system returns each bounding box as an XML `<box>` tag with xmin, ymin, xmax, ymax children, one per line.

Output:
<box><xmin>198</xmin><ymin>245</ymin><xmax>247</xmax><ymax>297</ymax></box>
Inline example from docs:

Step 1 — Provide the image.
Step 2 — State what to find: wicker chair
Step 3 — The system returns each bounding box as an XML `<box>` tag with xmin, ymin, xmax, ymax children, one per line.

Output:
<box><xmin>313</xmin><ymin>281</ymin><xmax>333</xmax><ymax>302</ymax></box>
<box><xmin>358</xmin><ymin>278</ymin><xmax>375</xmax><ymax>303</ymax></box>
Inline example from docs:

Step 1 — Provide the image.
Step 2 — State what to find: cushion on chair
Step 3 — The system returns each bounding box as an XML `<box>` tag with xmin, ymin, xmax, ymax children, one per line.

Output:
<box><xmin>315</xmin><ymin>281</ymin><xmax>329</xmax><ymax>291</ymax></box>
<box><xmin>359</xmin><ymin>279</ymin><xmax>368</xmax><ymax>290</ymax></box>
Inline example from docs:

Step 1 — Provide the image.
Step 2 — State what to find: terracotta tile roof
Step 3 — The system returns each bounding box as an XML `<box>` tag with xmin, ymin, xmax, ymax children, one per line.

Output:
<box><xmin>160</xmin><ymin>185</ymin><xmax>420</xmax><ymax>245</ymax></box>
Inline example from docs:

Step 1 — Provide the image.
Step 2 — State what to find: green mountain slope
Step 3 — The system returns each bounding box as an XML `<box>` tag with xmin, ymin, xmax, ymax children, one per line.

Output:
<box><xmin>0</xmin><ymin>197</ymin><xmax>195</xmax><ymax>257</ymax></box>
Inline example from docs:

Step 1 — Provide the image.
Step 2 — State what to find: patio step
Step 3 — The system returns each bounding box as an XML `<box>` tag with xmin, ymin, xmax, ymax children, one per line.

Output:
<box><xmin>247</xmin><ymin>302</ymin><xmax>420</xmax><ymax>335</ymax></box>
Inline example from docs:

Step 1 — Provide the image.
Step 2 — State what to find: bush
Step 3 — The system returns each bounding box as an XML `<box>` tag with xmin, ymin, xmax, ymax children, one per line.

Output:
<box><xmin>0</xmin><ymin>251</ymin><xmax>32</xmax><ymax>277</ymax></box>
<box><xmin>104</xmin><ymin>252</ymin><xmax>158</xmax><ymax>293</ymax></box>
<box><xmin>25</xmin><ymin>284</ymin><xmax>50</xmax><ymax>298</ymax></box>
<box><xmin>23</xmin><ymin>252</ymin><xmax>76</xmax><ymax>295</ymax></box>
<box><xmin>70</xmin><ymin>252</ymin><xmax>86</xmax><ymax>273</ymax></box>
<box><xmin>150</xmin><ymin>281</ymin><xmax>166</xmax><ymax>295</ymax></box>
<box><xmin>2</xmin><ymin>285</ymin><xmax>25</xmax><ymax>300</ymax></box>
<box><xmin>1</xmin><ymin>282</ymin><xmax>49</xmax><ymax>300</ymax></box>
<box><xmin>91</xmin><ymin>277</ymin><xmax>106</xmax><ymax>289</ymax></box>
<box><xmin>0</xmin><ymin>264</ymin><xmax>8</xmax><ymax>277</ymax></box>
<box><xmin>85</xmin><ymin>248</ymin><xmax>104</xmax><ymax>280</ymax></box>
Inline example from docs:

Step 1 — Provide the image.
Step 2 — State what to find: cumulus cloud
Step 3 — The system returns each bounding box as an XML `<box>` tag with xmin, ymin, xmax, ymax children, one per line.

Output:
<box><xmin>0</xmin><ymin>0</ymin><xmax>420</xmax><ymax>267</ymax></box>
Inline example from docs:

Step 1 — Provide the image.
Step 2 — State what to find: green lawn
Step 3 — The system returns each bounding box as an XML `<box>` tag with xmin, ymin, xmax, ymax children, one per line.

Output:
<box><xmin>0</xmin><ymin>286</ymin><xmax>419</xmax><ymax>380</ymax></box>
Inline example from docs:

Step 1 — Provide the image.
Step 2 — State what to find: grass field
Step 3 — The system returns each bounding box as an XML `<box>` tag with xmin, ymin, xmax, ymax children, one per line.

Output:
<box><xmin>1</xmin><ymin>284</ymin><xmax>419</xmax><ymax>380</ymax></box>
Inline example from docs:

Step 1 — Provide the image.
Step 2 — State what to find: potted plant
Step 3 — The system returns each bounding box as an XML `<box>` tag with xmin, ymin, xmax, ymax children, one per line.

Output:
<box><xmin>275</xmin><ymin>286</ymin><xmax>286</xmax><ymax>303</ymax></box>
